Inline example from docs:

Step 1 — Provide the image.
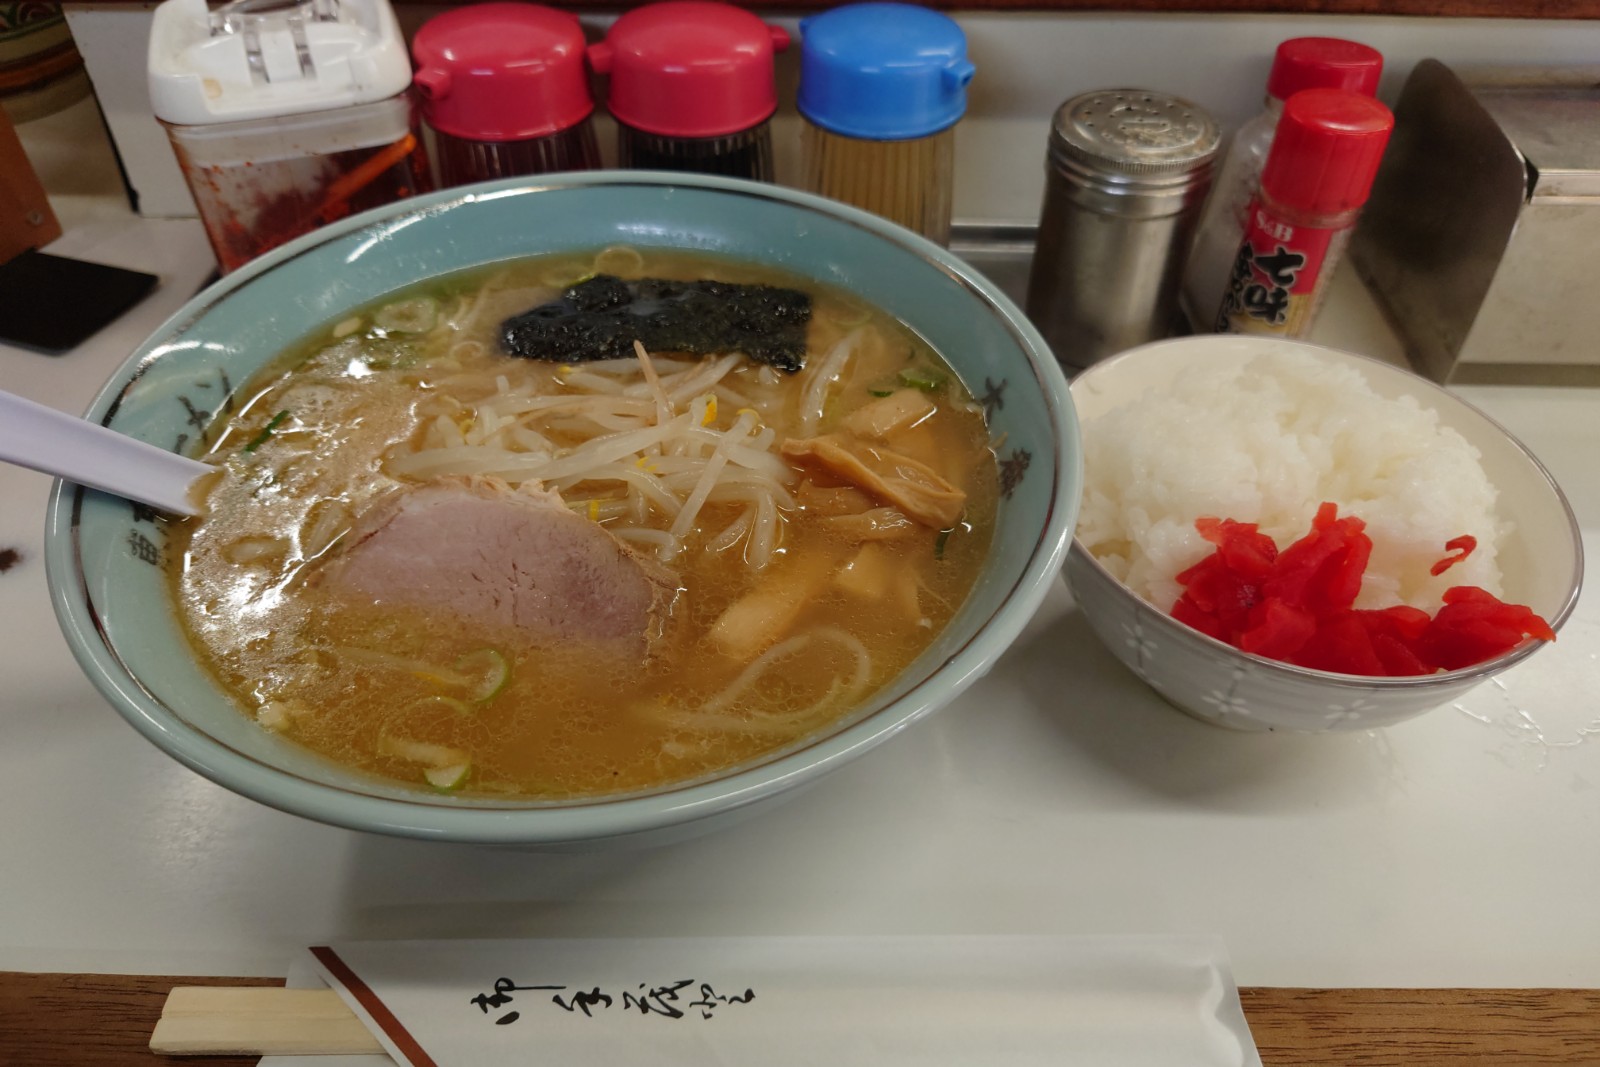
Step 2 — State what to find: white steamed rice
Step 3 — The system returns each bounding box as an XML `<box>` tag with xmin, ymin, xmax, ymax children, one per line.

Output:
<box><xmin>1077</xmin><ymin>351</ymin><xmax>1507</xmax><ymax>612</ymax></box>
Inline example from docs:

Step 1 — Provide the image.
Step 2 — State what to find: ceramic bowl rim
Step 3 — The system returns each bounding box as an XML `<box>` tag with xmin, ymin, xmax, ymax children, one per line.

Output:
<box><xmin>44</xmin><ymin>171</ymin><xmax>1081</xmax><ymax>844</ymax></box>
<box><xmin>1066</xmin><ymin>335</ymin><xmax>1585</xmax><ymax>692</ymax></box>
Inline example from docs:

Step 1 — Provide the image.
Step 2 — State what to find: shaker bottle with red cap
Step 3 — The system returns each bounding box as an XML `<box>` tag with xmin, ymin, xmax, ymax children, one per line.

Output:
<box><xmin>1183</xmin><ymin>37</ymin><xmax>1383</xmax><ymax>327</ymax></box>
<box><xmin>411</xmin><ymin>3</ymin><xmax>600</xmax><ymax>188</ymax></box>
<box><xmin>588</xmin><ymin>0</ymin><xmax>789</xmax><ymax>180</ymax></box>
<box><xmin>1215</xmin><ymin>88</ymin><xmax>1393</xmax><ymax>338</ymax></box>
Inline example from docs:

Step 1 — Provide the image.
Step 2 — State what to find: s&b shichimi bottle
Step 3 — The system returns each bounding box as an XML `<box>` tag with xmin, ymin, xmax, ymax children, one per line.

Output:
<box><xmin>1215</xmin><ymin>88</ymin><xmax>1393</xmax><ymax>339</ymax></box>
<box><xmin>1181</xmin><ymin>36</ymin><xmax>1383</xmax><ymax>329</ymax></box>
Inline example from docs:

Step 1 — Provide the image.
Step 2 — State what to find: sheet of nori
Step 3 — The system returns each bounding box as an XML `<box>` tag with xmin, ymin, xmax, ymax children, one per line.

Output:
<box><xmin>499</xmin><ymin>275</ymin><xmax>812</xmax><ymax>372</ymax></box>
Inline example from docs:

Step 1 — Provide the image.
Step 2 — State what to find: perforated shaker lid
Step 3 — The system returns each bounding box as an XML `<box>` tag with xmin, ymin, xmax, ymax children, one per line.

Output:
<box><xmin>148</xmin><ymin>0</ymin><xmax>412</xmax><ymax>126</ymax></box>
<box><xmin>1047</xmin><ymin>89</ymin><xmax>1219</xmax><ymax>180</ymax></box>
<box><xmin>797</xmin><ymin>3</ymin><xmax>975</xmax><ymax>140</ymax></box>
<box><xmin>412</xmin><ymin>3</ymin><xmax>593</xmax><ymax>142</ymax></box>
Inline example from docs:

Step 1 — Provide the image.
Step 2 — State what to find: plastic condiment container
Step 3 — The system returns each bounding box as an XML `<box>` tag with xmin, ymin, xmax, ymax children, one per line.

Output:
<box><xmin>411</xmin><ymin>3</ymin><xmax>600</xmax><ymax>188</ymax></box>
<box><xmin>1216</xmin><ymin>88</ymin><xmax>1393</xmax><ymax>338</ymax></box>
<box><xmin>148</xmin><ymin>0</ymin><xmax>429</xmax><ymax>274</ymax></box>
<box><xmin>796</xmin><ymin>2</ymin><xmax>974</xmax><ymax>246</ymax></box>
<box><xmin>588</xmin><ymin>1</ymin><xmax>789</xmax><ymax>180</ymax></box>
<box><xmin>1025</xmin><ymin>89</ymin><xmax>1219</xmax><ymax>371</ymax></box>
<box><xmin>1182</xmin><ymin>36</ymin><xmax>1382</xmax><ymax>328</ymax></box>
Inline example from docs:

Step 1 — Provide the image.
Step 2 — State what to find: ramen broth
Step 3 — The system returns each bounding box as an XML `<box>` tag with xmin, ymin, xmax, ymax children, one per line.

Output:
<box><xmin>170</xmin><ymin>249</ymin><xmax>998</xmax><ymax>799</ymax></box>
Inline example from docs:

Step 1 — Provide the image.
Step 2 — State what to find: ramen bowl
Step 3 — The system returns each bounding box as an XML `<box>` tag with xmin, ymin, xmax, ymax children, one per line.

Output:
<box><xmin>1064</xmin><ymin>335</ymin><xmax>1583</xmax><ymax>733</ymax></box>
<box><xmin>45</xmin><ymin>172</ymin><xmax>1079</xmax><ymax>846</ymax></box>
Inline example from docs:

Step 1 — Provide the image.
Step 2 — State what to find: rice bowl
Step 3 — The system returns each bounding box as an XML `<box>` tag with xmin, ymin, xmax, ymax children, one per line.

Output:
<box><xmin>1065</xmin><ymin>335</ymin><xmax>1583</xmax><ymax>733</ymax></box>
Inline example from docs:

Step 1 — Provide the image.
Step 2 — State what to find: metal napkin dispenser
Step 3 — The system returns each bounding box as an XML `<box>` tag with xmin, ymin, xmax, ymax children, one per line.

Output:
<box><xmin>1351</xmin><ymin>60</ymin><xmax>1600</xmax><ymax>385</ymax></box>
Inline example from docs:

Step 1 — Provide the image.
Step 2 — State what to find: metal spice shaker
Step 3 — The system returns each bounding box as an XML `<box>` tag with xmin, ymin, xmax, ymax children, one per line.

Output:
<box><xmin>1025</xmin><ymin>89</ymin><xmax>1219</xmax><ymax>371</ymax></box>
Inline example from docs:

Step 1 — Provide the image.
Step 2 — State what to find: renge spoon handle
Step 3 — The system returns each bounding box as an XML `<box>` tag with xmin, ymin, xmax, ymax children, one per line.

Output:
<box><xmin>0</xmin><ymin>389</ymin><xmax>214</xmax><ymax>517</ymax></box>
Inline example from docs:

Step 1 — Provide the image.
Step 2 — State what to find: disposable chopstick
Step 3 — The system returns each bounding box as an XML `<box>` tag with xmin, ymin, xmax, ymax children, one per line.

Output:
<box><xmin>149</xmin><ymin>986</ymin><xmax>384</xmax><ymax>1056</ymax></box>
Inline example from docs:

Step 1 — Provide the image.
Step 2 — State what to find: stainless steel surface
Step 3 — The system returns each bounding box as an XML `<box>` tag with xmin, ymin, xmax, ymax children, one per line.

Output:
<box><xmin>1351</xmin><ymin>59</ymin><xmax>1600</xmax><ymax>385</ymax></box>
<box><xmin>1025</xmin><ymin>89</ymin><xmax>1217</xmax><ymax>371</ymax></box>
<box><xmin>1477</xmin><ymin>87</ymin><xmax>1600</xmax><ymax>200</ymax></box>
<box><xmin>949</xmin><ymin>223</ymin><xmax>1034</xmax><ymax>306</ymax></box>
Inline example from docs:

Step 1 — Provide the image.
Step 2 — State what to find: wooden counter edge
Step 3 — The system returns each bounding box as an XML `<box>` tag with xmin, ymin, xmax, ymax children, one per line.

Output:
<box><xmin>3</xmin><ymin>972</ymin><xmax>1599</xmax><ymax>1065</ymax></box>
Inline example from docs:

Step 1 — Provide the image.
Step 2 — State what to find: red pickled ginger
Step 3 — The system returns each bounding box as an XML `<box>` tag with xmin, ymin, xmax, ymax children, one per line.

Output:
<box><xmin>1170</xmin><ymin>503</ymin><xmax>1554</xmax><ymax>676</ymax></box>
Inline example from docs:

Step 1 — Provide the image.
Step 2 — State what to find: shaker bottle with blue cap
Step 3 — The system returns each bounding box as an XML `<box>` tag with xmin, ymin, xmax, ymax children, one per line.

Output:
<box><xmin>797</xmin><ymin>2</ymin><xmax>974</xmax><ymax>246</ymax></box>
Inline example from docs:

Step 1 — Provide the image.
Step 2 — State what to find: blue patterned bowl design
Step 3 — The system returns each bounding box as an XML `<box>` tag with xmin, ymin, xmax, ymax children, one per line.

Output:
<box><xmin>1065</xmin><ymin>335</ymin><xmax>1583</xmax><ymax>733</ymax></box>
<box><xmin>44</xmin><ymin>172</ymin><xmax>1080</xmax><ymax>844</ymax></box>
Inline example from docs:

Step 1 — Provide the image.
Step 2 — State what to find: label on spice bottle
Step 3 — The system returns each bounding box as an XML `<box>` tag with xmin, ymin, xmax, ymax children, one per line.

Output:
<box><xmin>1215</xmin><ymin>200</ymin><xmax>1339</xmax><ymax>337</ymax></box>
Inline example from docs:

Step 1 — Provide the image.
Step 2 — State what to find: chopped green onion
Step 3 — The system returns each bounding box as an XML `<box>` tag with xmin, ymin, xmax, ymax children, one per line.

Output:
<box><xmin>868</xmin><ymin>386</ymin><xmax>896</xmax><ymax>398</ymax></box>
<box><xmin>424</xmin><ymin>762</ymin><xmax>471</xmax><ymax>792</ymax></box>
<box><xmin>898</xmin><ymin>367</ymin><xmax>947</xmax><ymax>393</ymax></box>
<box><xmin>243</xmin><ymin>410</ymin><xmax>290</xmax><ymax>453</ymax></box>
<box><xmin>453</xmin><ymin>649</ymin><xmax>511</xmax><ymax>703</ymax></box>
<box><xmin>593</xmin><ymin>245</ymin><xmax>644</xmax><ymax>277</ymax></box>
<box><xmin>934</xmin><ymin>527</ymin><xmax>954</xmax><ymax>559</ymax></box>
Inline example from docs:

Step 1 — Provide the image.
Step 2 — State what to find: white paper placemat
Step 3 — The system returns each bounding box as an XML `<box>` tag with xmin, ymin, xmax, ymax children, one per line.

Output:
<box><xmin>258</xmin><ymin>935</ymin><xmax>1259</xmax><ymax>1067</ymax></box>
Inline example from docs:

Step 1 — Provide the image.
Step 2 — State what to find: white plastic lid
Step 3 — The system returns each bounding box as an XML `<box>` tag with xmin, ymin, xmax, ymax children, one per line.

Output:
<box><xmin>148</xmin><ymin>0</ymin><xmax>412</xmax><ymax>126</ymax></box>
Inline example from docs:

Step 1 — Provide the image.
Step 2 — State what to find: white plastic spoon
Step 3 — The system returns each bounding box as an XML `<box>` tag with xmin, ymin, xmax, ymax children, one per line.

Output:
<box><xmin>0</xmin><ymin>389</ymin><xmax>216</xmax><ymax>517</ymax></box>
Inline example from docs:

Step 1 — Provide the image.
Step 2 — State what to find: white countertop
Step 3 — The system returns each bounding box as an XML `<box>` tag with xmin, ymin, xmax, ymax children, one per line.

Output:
<box><xmin>2</xmin><ymin>100</ymin><xmax>1597</xmax><ymax>990</ymax></box>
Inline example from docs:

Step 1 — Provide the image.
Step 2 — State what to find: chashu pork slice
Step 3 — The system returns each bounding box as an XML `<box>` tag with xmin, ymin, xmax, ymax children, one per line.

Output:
<box><xmin>319</xmin><ymin>476</ymin><xmax>678</xmax><ymax>651</ymax></box>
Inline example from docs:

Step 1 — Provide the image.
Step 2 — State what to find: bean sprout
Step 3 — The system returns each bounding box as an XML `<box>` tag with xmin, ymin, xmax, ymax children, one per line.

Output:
<box><xmin>389</xmin><ymin>342</ymin><xmax>799</xmax><ymax>565</ymax></box>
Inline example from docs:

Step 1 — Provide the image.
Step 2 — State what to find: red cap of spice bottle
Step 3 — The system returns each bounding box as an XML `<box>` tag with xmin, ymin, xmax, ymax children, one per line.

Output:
<box><xmin>412</xmin><ymin>4</ymin><xmax>594</xmax><ymax>142</ymax></box>
<box><xmin>588</xmin><ymin>1</ymin><xmax>790</xmax><ymax>138</ymax></box>
<box><xmin>1265</xmin><ymin>37</ymin><xmax>1384</xmax><ymax>102</ymax></box>
<box><xmin>1260</xmin><ymin>88</ymin><xmax>1394</xmax><ymax>216</ymax></box>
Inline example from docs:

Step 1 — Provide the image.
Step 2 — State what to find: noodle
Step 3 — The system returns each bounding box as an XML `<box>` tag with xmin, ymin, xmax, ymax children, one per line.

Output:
<box><xmin>672</xmin><ymin>410</ymin><xmax>759</xmax><ymax>539</ymax></box>
<box><xmin>171</xmin><ymin>249</ymin><xmax>998</xmax><ymax>799</ymax></box>
<box><xmin>633</xmin><ymin>340</ymin><xmax>674</xmax><ymax>430</ymax></box>
<box><xmin>799</xmin><ymin>328</ymin><xmax>860</xmax><ymax>436</ymax></box>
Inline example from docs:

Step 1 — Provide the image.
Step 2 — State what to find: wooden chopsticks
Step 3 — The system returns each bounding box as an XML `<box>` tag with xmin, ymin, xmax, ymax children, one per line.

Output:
<box><xmin>150</xmin><ymin>986</ymin><xmax>383</xmax><ymax>1056</ymax></box>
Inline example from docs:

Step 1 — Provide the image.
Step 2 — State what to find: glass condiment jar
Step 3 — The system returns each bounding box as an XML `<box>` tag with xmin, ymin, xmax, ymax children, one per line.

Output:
<box><xmin>587</xmin><ymin>1</ymin><xmax>789</xmax><ymax>180</ymax></box>
<box><xmin>796</xmin><ymin>2</ymin><xmax>974</xmax><ymax>246</ymax></box>
<box><xmin>1216</xmin><ymin>88</ymin><xmax>1393</xmax><ymax>338</ymax></box>
<box><xmin>411</xmin><ymin>3</ymin><xmax>600</xmax><ymax>188</ymax></box>
<box><xmin>1182</xmin><ymin>36</ymin><xmax>1382</xmax><ymax>328</ymax></box>
<box><xmin>147</xmin><ymin>0</ymin><xmax>429</xmax><ymax>273</ymax></box>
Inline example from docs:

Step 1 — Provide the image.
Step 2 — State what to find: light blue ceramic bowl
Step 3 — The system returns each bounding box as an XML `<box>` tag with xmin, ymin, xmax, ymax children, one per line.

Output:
<box><xmin>45</xmin><ymin>172</ymin><xmax>1080</xmax><ymax>846</ymax></box>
